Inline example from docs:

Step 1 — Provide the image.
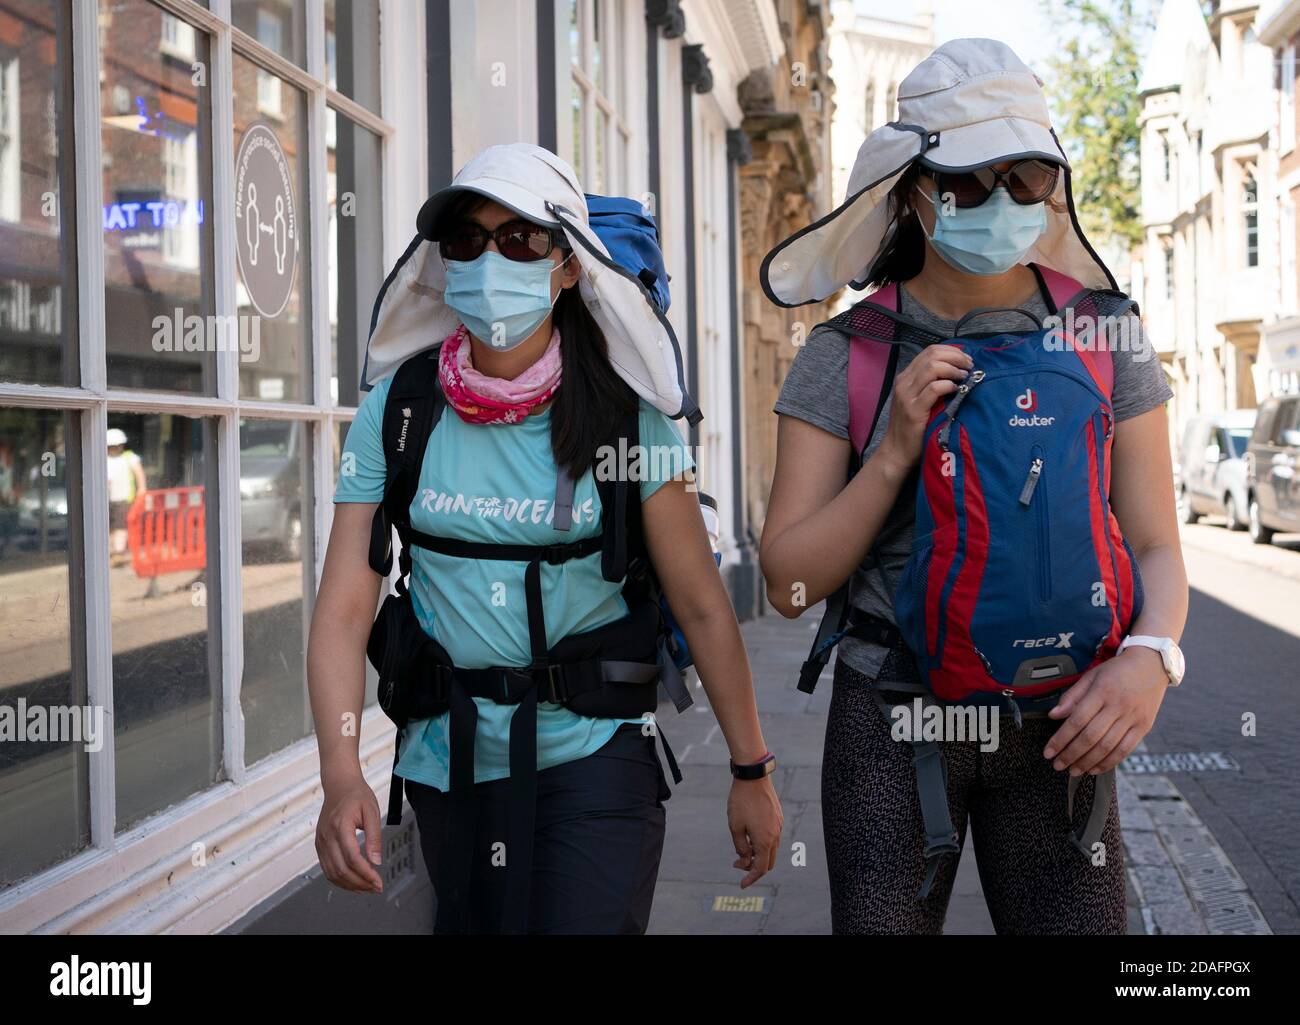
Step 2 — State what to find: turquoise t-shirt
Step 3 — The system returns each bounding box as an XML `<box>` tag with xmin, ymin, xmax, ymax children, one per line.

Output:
<box><xmin>335</xmin><ymin>377</ymin><xmax>694</xmax><ymax>790</ymax></box>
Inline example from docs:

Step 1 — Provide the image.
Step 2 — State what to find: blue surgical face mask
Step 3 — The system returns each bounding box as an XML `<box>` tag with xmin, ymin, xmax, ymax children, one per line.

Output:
<box><xmin>442</xmin><ymin>249</ymin><xmax>570</xmax><ymax>350</ymax></box>
<box><xmin>914</xmin><ymin>184</ymin><xmax>1047</xmax><ymax>276</ymax></box>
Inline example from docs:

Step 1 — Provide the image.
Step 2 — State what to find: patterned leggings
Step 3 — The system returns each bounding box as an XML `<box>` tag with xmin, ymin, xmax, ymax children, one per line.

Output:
<box><xmin>822</xmin><ymin>657</ymin><xmax>1126</xmax><ymax>935</ymax></box>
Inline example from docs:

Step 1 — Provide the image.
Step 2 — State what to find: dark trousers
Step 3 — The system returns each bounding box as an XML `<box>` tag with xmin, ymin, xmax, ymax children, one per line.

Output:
<box><xmin>822</xmin><ymin>658</ymin><xmax>1126</xmax><ymax>935</ymax></box>
<box><xmin>405</xmin><ymin>722</ymin><xmax>671</xmax><ymax>934</ymax></box>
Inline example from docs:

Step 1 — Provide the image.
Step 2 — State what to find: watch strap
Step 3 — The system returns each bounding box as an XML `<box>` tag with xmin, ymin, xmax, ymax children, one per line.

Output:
<box><xmin>1120</xmin><ymin>635</ymin><xmax>1180</xmax><ymax>685</ymax></box>
<box><xmin>730</xmin><ymin>753</ymin><xmax>776</xmax><ymax>781</ymax></box>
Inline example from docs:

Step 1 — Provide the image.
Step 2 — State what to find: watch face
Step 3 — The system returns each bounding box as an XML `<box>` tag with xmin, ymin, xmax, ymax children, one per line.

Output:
<box><xmin>1167</xmin><ymin>643</ymin><xmax>1186</xmax><ymax>683</ymax></box>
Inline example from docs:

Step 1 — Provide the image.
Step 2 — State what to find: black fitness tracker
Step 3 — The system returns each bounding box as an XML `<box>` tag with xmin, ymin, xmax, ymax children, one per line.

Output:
<box><xmin>730</xmin><ymin>753</ymin><xmax>777</xmax><ymax>781</ymax></box>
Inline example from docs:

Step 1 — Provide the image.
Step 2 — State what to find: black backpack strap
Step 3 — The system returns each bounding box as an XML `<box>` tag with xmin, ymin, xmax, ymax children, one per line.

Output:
<box><xmin>797</xmin><ymin>584</ymin><xmax>851</xmax><ymax>694</ymax></box>
<box><xmin>797</xmin><ymin>291</ymin><xmax>905</xmax><ymax>695</ymax></box>
<box><xmin>867</xmin><ymin>688</ymin><xmax>960</xmax><ymax>900</ymax></box>
<box><xmin>370</xmin><ymin>348</ymin><xmax>443</xmax><ymax>829</ymax></box>
<box><xmin>595</xmin><ymin>407</ymin><xmax>639</xmax><ymax>583</ymax></box>
<box><xmin>553</xmin><ymin>468</ymin><xmax>576</xmax><ymax>532</ymax></box>
<box><xmin>595</xmin><ymin>405</ymin><xmax>695</xmax><ymax>718</ymax></box>
<box><xmin>369</xmin><ymin>348</ymin><xmax>444</xmax><ymax>581</ymax></box>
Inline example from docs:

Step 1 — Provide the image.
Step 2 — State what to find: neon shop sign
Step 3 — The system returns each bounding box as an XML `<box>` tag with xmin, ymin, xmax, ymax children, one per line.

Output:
<box><xmin>103</xmin><ymin>199</ymin><xmax>205</xmax><ymax>232</ymax></box>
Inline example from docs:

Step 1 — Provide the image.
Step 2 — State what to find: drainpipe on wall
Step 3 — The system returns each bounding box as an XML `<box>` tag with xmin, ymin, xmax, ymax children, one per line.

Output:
<box><xmin>537</xmin><ymin>0</ymin><xmax>557</xmax><ymax>152</ymax></box>
<box><xmin>427</xmin><ymin>0</ymin><xmax>453</xmax><ymax>190</ymax></box>
<box><xmin>681</xmin><ymin>43</ymin><xmax>712</xmax><ymax>453</ymax></box>
<box><xmin>645</xmin><ymin>1</ymin><xmax>686</xmax><ymax>210</ymax></box>
<box><xmin>726</xmin><ymin>127</ymin><xmax>756</xmax><ymax>620</ymax></box>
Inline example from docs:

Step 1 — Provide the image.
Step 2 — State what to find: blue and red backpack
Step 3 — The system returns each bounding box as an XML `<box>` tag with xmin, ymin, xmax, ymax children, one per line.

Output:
<box><xmin>797</xmin><ymin>263</ymin><xmax>1145</xmax><ymax>894</ymax></box>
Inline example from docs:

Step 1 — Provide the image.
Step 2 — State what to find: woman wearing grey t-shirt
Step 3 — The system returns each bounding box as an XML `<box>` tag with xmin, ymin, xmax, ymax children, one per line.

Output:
<box><xmin>758</xmin><ymin>40</ymin><xmax>1187</xmax><ymax>935</ymax></box>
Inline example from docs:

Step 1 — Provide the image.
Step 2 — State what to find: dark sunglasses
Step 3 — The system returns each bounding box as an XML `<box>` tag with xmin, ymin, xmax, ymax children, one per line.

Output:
<box><xmin>924</xmin><ymin>159</ymin><xmax>1060</xmax><ymax>208</ymax></box>
<box><xmin>438</xmin><ymin>219</ymin><xmax>569</xmax><ymax>263</ymax></box>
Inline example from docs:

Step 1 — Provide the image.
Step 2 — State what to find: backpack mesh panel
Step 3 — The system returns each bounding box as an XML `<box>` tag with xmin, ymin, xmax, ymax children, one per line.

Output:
<box><xmin>826</xmin><ymin>300</ymin><xmax>943</xmax><ymax>347</ymax></box>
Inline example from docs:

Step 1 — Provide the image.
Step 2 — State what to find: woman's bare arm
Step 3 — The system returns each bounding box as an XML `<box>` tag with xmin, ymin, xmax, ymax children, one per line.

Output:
<box><xmin>760</xmin><ymin>415</ymin><xmax>909</xmax><ymax>616</ymax></box>
<box><xmin>760</xmin><ymin>344</ymin><xmax>973</xmax><ymax>617</ymax></box>
<box><xmin>641</xmin><ymin>477</ymin><xmax>782</xmax><ymax>886</ymax></box>
<box><xmin>307</xmin><ymin>502</ymin><xmax>386</xmax><ymax>892</ymax></box>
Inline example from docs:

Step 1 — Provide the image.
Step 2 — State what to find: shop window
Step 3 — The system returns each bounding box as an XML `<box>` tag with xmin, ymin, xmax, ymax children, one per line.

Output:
<box><xmin>325</xmin><ymin>0</ymin><xmax>381</xmax><ymax>114</ymax></box>
<box><xmin>0</xmin><ymin>0</ymin><xmax>77</xmax><ymax>388</ymax></box>
<box><xmin>107</xmin><ymin>412</ymin><xmax>222</xmax><ymax>830</ymax></box>
<box><xmin>0</xmin><ymin>405</ymin><xmax>86</xmax><ymax>886</ymax></box>
<box><xmin>0</xmin><ymin>0</ymin><xmax>393</xmax><ymax>897</ymax></box>
<box><xmin>233</xmin><ymin>51</ymin><xmax>312</xmax><ymax>404</ymax></box>
<box><xmin>232</xmin><ymin>0</ymin><xmax>305</xmax><ymax>68</ymax></box>
<box><xmin>327</xmin><ymin>108</ymin><xmax>382</xmax><ymax>408</ymax></box>
<box><xmin>159</xmin><ymin>11</ymin><xmax>196</xmax><ymax>61</ymax></box>
<box><xmin>101</xmin><ymin>0</ymin><xmax>215</xmax><ymax>393</ymax></box>
<box><xmin>239</xmin><ymin>417</ymin><xmax>314</xmax><ymax>766</ymax></box>
<box><xmin>256</xmin><ymin>12</ymin><xmax>283</xmax><ymax>117</ymax></box>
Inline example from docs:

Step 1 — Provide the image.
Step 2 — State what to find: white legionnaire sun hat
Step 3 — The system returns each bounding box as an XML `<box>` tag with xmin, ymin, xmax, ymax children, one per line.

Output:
<box><xmin>361</xmin><ymin>142</ymin><xmax>699</xmax><ymax>423</ymax></box>
<box><xmin>760</xmin><ymin>37</ymin><xmax>1117</xmax><ymax>307</ymax></box>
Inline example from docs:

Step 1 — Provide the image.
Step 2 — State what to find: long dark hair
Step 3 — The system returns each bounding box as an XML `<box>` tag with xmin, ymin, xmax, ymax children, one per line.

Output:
<box><xmin>433</xmin><ymin>192</ymin><xmax>638</xmax><ymax>479</ymax></box>
<box><xmin>864</xmin><ymin>162</ymin><xmax>926</xmax><ymax>288</ymax></box>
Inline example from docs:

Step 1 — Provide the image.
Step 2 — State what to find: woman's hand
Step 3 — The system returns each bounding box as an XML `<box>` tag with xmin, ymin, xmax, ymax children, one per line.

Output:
<box><xmin>878</xmin><ymin>344</ymin><xmax>974</xmax><ymax>469</ymax></box>
<box><xmin>316</xmin><ymin>772</ymin><xmax>385</xmax><ymax>893</ymax></box>
<box><xmin>727</xmin><ymin>776</ymin><xmax>783</xmax><ymax>888</ymax></box>
<box><xmin>1044</xmin><ymin>647</ymin><xmax>1169</xmax><ymax>775</ymax></box>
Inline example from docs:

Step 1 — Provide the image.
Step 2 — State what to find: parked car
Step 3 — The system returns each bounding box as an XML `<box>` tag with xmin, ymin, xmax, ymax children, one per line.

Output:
<box><xmin>1246</xmin><ymin>394</ymin><xmax>1300</xmax><ymax>545</ymax></box>
<box><xmin>1176</xmin><ymin>410</ymin><xmax>1256</xmax><ymax>530</ymax></box>
<box><xmin>239</xmin><ymin>420</ymin><xmax>304</xmax><ymax>561</ymax></box>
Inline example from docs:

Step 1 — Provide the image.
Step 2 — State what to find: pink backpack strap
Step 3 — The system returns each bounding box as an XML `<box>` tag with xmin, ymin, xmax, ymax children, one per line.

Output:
<box><xmin>847</xmin><ymin>283</ymin><xmax>898</xmax><ymax>456</ymax></box>
<box><xmin>1032</xmin><ymin>264</ymin><xmax>1116</xmax><ymax>400</ymax></box>
<box><xmin>1033</xmin><ymin>264</ymin><xmax>1085</xmax><ymax>313</ymax></box>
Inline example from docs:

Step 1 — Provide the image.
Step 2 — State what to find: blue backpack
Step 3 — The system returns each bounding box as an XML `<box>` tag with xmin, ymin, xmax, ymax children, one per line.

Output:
<box><xmin>585</xmin><ymin>194</ymin><xmax>672</xmax><ymax>314</ymax></box>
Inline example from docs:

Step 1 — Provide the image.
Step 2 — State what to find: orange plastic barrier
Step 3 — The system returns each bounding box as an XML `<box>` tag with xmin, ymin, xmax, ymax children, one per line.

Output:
<box><xmin>126</xmin><ymin>486</ymin><xmax>207</xmax><ymax>577</ymax></box>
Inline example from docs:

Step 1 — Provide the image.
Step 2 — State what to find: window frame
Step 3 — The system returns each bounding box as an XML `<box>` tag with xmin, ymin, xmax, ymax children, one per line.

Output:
<box><xmin>1241</xmin><ymin>162</ymin><xmax>1259</xmax><ymax>268</ymax></box>
<box><xmin>568</xmin><ymin>0</ymin><xmax>632</xmax><ymax>196</ymax></box>
<box><xmin>1282</xmin><ymin>43</ymin><xmax>1296</xmax><ymax>155</ymax></box>
<box><xmin>0</xmin><ymin>0</ymin><xmax>397</xmax><ymax>913</ymax></box>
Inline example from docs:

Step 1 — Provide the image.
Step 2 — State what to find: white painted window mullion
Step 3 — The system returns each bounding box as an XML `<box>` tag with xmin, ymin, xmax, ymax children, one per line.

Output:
<box><xmin>306</xmin><ymin>2</ymin><xmax>331</xmax><ymax>594</ymax></box>
<box><xmin>207</xmin><ymin>6</ymin><xmax>247</xmax><ymax>784</ymax></box>
<box><xmin>70</xmin><ymin>0</ymin><xmax>114</xmax><ymax>847</ymax></box>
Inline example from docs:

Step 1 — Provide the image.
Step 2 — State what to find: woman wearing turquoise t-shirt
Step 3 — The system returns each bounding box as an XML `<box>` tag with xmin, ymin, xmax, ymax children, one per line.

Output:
<box><xmin>307</xmin><ymin>144</ymin><xmax>781</xmax><ymax>934</ymax></box>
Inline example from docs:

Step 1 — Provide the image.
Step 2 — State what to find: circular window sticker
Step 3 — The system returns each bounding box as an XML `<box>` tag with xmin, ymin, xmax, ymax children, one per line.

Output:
<box><xmin>234</xmin><ymin>122</ymin><xmax>298</xmax><ymax>319</ymax></box>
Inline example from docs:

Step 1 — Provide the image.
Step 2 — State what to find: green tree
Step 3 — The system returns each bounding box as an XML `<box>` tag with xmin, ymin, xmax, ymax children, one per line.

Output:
<box><xmin>1039</xmin><ymin>0</ymin><xmax>1158</xmax><ymax>249</ymax></box>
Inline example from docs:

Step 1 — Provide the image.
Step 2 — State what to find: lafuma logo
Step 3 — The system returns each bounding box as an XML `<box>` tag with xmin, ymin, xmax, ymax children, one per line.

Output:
<box><xmin>1009</xmin><ymin>388</ymin><xmax>1055</xmax><ymax>427</ymax></box>
<box><xmin>396</xmin><ymin>407</ymin><xmax>412</xmax><ymax>452</ymax></box>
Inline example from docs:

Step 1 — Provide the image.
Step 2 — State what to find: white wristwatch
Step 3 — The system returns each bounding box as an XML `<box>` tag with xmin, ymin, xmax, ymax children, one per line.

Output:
<box><xmin>1118</xmin><ymin>635</ymin><xmax>1185</xmax><ymax>687</ymax></box>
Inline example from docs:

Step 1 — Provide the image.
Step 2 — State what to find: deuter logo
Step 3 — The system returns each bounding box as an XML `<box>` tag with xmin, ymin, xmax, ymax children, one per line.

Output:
<box><xmin>1009</xmin><ymin>388</ymin><xmax>1055</xmax><ymax>427</ymax></box>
